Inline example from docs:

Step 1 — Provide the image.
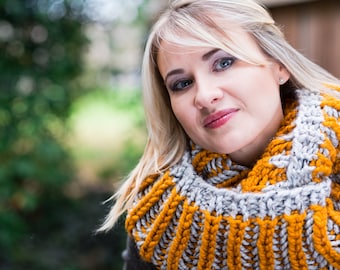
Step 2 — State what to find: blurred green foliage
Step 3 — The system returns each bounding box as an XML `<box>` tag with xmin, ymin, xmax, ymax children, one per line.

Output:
<box><xmin>69</xmin><ymin>88</ymin><xmax>146</xmax><ymax>182</ymax></box>
<box><xmin>0</xmin><ymin>0</ymin><xmax>88</xmax><ymax>265</ymax></box>
<box><xmin>0</xmin><ymin>0</ymin><xmax>152</xmax><ymax>268</ymax></box>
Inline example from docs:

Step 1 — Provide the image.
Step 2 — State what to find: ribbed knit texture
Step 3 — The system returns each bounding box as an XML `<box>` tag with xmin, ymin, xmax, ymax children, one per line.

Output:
<box><xmin>125</xmin><ymin>88</ymin><xmax>340</xmax><ymax>269</ymax></box>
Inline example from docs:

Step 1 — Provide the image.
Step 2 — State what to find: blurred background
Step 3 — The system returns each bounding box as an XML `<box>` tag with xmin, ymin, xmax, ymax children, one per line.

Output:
<box><xmin>0</xmin><ymin>0</ymin><xmax>339</xmax><ymax>269</ymax></box>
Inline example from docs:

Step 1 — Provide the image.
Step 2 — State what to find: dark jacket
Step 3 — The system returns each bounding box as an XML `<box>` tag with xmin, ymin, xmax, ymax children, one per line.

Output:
<box><xmin>122</xmin><ymin>237</ymin><xmax>156</xmax><ymax>270</ymax></box>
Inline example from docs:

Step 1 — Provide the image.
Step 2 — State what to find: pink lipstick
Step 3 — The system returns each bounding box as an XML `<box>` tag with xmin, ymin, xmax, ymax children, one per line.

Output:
<box><xmin>203</xmin><ymin>109</ymin><xmax>238</xmax><ymax>129</ymax></box>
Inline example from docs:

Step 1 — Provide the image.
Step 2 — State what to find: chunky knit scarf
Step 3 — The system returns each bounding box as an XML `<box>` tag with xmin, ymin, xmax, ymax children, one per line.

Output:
<box><xmin>125</xmin><ymin>88</ymin><xmax>340</xmax><ymax>270</ymax></box>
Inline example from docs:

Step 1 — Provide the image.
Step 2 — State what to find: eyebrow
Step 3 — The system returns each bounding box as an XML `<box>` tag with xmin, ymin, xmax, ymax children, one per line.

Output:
<box><xmin>164</xmin><ymin>68</ymin><xmax>185</xmax><ymax>83</ymax></box>
<box><xmin>202</xmin><ymin>48</ymin><xmax>220</xmax><ymax>61</ymax></box>
<box><xmin>164</xmin><ymin>48</ymin><xmax>221</xmax><ymax>83</ymax></box>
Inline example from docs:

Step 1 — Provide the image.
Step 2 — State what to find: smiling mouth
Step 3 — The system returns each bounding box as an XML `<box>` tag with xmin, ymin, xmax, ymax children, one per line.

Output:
<box><xmin>203</xmin><ymin>109</ymin><xmax>239</xmax><ymax>129</ymax></box>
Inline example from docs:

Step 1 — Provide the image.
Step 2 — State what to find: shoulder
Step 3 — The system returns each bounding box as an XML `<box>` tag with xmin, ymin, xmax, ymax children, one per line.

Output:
<box><xmin>122</xmin><ymin>236</ymin><xmax>157</xmax><ymax>270</ymax></box>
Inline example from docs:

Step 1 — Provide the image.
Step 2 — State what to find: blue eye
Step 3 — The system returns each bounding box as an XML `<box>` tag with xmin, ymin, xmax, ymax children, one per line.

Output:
<box><xmin>171</xmin><ymin>79</ymin><xmax>193</xmax><ymax>91</ymax></box>
<box><xmin>214</xmin><ymin>57</ymin><xmax>235</xmax><ymax>71</ymax></box>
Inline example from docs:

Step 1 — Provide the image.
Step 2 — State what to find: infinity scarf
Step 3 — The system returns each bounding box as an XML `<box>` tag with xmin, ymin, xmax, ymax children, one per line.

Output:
<box><xmin>125</xmin><ymin>88</ymin><xmax>340</xmax><ymax>269</ymax></box>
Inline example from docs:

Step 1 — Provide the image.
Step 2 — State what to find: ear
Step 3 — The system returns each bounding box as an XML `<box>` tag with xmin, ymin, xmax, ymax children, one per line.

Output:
<box><xmin>276</xmin><ymin>64</ymin><xmax>290</xmax><ymax>85</ymax></box>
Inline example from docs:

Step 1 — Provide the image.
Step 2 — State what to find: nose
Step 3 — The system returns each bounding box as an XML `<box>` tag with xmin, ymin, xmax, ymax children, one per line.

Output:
<box><xmin>194</xmin><ymin>79</ymin><xmax>223</xmax><ymax>110</ymax></box>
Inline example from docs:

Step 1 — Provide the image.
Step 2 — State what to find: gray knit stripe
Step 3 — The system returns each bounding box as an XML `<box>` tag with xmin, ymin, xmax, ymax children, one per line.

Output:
<box><xmin>274</xmin><ymin>218</ymin><xmax>290</xmax><ymax>269</ymax></box>
<box><xmin>171</xmin><ymin>155</ymin><xmax>331</xmax><ymax>219</ymax></box>
<box><xmin>328</xmin><ymin>218</ymin><xmax>340</xmax><ymax>253</ymax></box>
<box><xmin>272</xmin><ymin>218</ymin><xmax>288</xmax><ymax>269</ymax></box>
<box><xmin>158</xmin><ymin>203</ymin><xmax>183</xmax><ymax>269</ymax></box>
<box><xmin>302</xmin><ymin>210</ymin><xmax>318</xmax><ymax>268</ymax></box>
<box><xmin>181</xmin><ymin>210</ymin><xmax>204</xmax><ymax>268</ymax></box>
<box><xmin>286</xmin><ymin>90</ymin><xmax>323</xmax><ymax>187</ymax></box>
<box><xmin>213</xmin><ymin>218</ymin><xmax>230</xmax><ymax>269</ymax></box>
<box><xmin>203</xmin><ymin>157</ymin><xmax>245</xmax><ymax>185</ymax></box>
<box><xmin>240</xmin><ymin>222</ymin><xmax>260</xmax><ymax>269</ymax></box>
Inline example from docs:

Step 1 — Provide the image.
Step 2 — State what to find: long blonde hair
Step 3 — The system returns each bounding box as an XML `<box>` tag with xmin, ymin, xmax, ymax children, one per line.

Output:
<box><xmin>99</xmin><ymin>0</ymin><xmax>340</xmax><ymax>231</ymax></box>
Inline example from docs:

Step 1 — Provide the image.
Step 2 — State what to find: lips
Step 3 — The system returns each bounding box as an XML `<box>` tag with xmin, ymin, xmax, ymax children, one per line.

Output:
<box><xmin>203</xmin><ymin>109</ymin><xmax>239</xmax><ymax>129</ymax></box>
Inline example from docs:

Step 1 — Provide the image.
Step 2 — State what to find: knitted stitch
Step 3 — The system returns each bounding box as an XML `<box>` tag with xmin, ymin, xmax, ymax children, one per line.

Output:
<box><xmin>126</xmin><ymin>88</ymin><xmax>340</xmax><ymax>270</ymax></box>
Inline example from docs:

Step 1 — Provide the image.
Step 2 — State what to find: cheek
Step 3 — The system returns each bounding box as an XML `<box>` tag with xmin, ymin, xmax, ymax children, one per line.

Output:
<box><xmin>171</xmin><ymin>102</ymin><xmax>187</xmax><ymax>125</ymax></box>
<box><xmin>170</xmin><ymin>97</ymin><xmax>195</xmax><ymax>130</ymax></box>
<box><xmin>249</xmin><ymin>75</ymin><xmax>281</xmax><ymax>104</ymax></box>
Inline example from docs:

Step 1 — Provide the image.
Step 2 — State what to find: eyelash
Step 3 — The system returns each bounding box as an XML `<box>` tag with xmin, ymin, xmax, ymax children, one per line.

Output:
<box><xmin>213</xmin><ymin>57</ymin><xmax>235</xmax><ymax>72</ymax></box>
<box><xmin>169</xmin><ymin>56</ymin><xmax>236</xmax><ymax>92</ymax></box>
<box><xmin>170</xmin><ymin>79</ymin><xmax>193</xmax><ymax>92</ymax></box>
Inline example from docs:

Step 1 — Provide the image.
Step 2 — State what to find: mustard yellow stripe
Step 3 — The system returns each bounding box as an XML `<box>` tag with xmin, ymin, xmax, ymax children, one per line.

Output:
<box><xmin>323</xmin><ymin>83</ymin><xmax>340</xmax><ymax>92</ymax></box>
<box><xmin>167</xmin><ymin>201</ymin><xmax>198</xmax><ymax>269</ymax></box>
<box><xmin>197</xmin><ymin>211</ymin><xmax>222</xmax><ymax>270</ymax></box>
<box><xmin>257</xmin><ymin>217</ymin><xmax>277</xmax><ymax>270</ymax></box>
<box><xmin>140</xmin><ymin>188</ymin><xmax>184</xmax><ymax>261</ymax></box>
<box><xmin>241</xmin><ymin>157</ymin><xmax>272</xmax><ymax>192</ymax></box>
<box><xmin>216</xmin><ymin>169</ymin><xmax>249</xmax><ymax>188</ymax></box>
<box><xmin>125</xmin><ymin>171</ymin><xmax>174</xmax><ymax>233</ymax></box>
<box><xmin>311</xmin><ymin>204</ymin><xmax>340</xmax><ymax>268</ymax></box>
<box><xmin>310</xmin><ymin>152</ymin><xmax>333</xmax><ymax>182</ymax></box>
<box><xmin>284</xmin><ymin>212</ymin><xmax>308</xmax><ymax>270</ymax></box>
<box><xmin>323</xmin><ymin>117</ymin><xmax>340</xmax><ymax>146</ymax></box>
<box><xmin>139</xmin><ymin>173</ymin><xmax>160</xmax><ymax>192</ymax></box>
<box><xmin>334</xmin><ymin>159</ymin><xmax>340</xmax><ymax>174</ymax></box>
<box><xmin>226</xmin><ymin>217</ymin><xmax>247</xmax><ymax>270</ymax></box>
<box><xmin>276</xmin><ymin>100</ymin><xmax>298</xmax><ymax>137</ymax></box>
<box><xmin>322</xmin><ymin>113</ymin><xmax>340</xmax><ymax>143</ymax></box>
<box><xmin>321</xmin><ymin>92</ymin><xmax>340</xmax><ymax>110</ymax></box>
<box><xmin>192</xmin><ymin>150</ymin><xmax>222</xmax><ymax>174</ymax></box>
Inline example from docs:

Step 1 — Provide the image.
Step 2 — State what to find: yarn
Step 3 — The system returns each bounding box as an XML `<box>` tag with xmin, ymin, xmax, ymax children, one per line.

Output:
<box><xmin>125</xmin><ymin>88</ymin><xmax>340</xmax><ymax>269</ymax></box>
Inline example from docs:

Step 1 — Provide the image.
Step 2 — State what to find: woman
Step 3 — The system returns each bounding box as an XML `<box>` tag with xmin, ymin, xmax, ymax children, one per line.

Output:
<box><xmin>100</xmin><ymin>0</ymin><xmax>340</xmax><ymax>269</ymax></box>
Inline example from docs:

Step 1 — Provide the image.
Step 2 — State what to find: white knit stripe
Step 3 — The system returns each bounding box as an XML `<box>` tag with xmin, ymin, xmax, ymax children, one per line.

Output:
<box><xmin>302</xmin><ymin>210</ymin><xmax>319</xmax><ymax>269</ymax></box>
<box><xmin>273</xmin><ymin>218</ymin><xmax>290</xmax><ymax>269</ymax></box>
<box><xmin>205</xmin><ymin>166</ymin><xmax>240</xmax><ymax>185</ymax></box>
<box><xmin>133</xmin><ymin>221</ymin><xmax>146</xmax><ymax>250</ymax></box>
<box><xmin>153</xmin><ymin>201</ymin><xmax>182</xmax><ymax>269</ymax></box>
<box><xmin>285</xmin><ymin>90</ymin><xmax>324</xmax><ymax>187</ymax></box>
<box><xmin>171</xmin><ymin>154</ymin><xmax>331</xmax><ymax>218</ymax></box>
<box><xmin>136</xmin><ymin>186</ymin><xmax>173</xmax><ymax>252</ymax></box>
<box><xmin>323</xmin><ymin>104</ymin><xmax>340</xmax><ymax>120</ymax></box>
<box><xmin>147</xmin><ymin>188</ymin><xmax>172</xmax><ymax>228</ymax></box>
<box><xmin>240</xmin><ymin>222</ymin><xmax>260</xmax><ymax>269</ymax></box>
<box><xmin>328</xmin><ymin>217</ymin><xmax>340</xmax><ymax>253</ymax></box>
<box><xmin>210</xmin><ymin>218</ymin><xmax>230</xmax><ymax>269</ymax></box>
<box><xmin>320</xmin><ymin>120</ymin><xmax>339</xmax><ymax>149</ymax></box>
<box><xmin>268</xmin><ymin>91</ymin><xmax>324</xmax><ymax>189</ymax></box>
<box><xmin>203</xmin><ymin>157</ymin><xmax>247</xmax><ymax>185</ymax></box>
<box><xmin>178</xmin><ymin>210</ymin><xmax>204</xmax><ymax>269</ymax></box>
<box><xmin>133</xmin><ymin>178</ymin><xmax>170</xmax><ymax>241</ymax></box>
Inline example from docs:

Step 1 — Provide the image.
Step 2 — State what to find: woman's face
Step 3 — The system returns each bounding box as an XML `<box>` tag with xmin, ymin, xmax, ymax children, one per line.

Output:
<box><xmin>157</xmin><ymin>33</ymin><xmax>290</xmax><ymax>165</ymax></box>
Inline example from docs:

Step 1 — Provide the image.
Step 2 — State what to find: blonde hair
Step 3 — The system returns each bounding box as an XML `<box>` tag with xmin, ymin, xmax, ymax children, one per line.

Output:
<box><xmin>99</xmin><ymin>0</ymin><xmax>340</xmax><ymax>231</ymax></box>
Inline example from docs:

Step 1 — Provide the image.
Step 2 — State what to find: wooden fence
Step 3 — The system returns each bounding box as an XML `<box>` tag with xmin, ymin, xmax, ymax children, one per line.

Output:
<box><xmin>269</xmin><ymin>0</ymin><xmax>340</xmax><ymax>78</ymax></box>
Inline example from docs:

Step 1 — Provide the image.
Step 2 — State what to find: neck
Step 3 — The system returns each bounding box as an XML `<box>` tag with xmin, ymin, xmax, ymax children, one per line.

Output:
<box><xmin>229</xmin><ymin>139</ymin><xmax>269</xmax><ymax>167</ymax></box>
<box><xmin>229</xmin><ymin>129</ymin><xmax>282</xmax><ymax>168</ymax></box>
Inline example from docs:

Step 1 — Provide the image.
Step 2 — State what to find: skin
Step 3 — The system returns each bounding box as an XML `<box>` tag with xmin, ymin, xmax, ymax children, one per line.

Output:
<box><xmin>157</xmin><ymin>32</ymin><xmax>290</xmax><ymax>167</ymax></box>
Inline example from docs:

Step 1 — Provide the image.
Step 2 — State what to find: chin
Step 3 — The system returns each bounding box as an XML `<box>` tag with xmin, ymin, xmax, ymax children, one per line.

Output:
<box><xmin>211</xmin><ymin>145</ymin><xmax>239</xmax><ymax>155</ymax></box>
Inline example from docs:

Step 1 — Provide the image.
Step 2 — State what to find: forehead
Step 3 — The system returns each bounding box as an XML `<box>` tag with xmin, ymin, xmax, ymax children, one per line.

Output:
<box><xmin>156</xmin><ymin>30</ymin><xmax>265</xmax><ymax>68</ymax></box>
<box><xmin>158</xmin><ymin>41</ymin><xmax>210</xmax><ymax>59</ymax></box>
<box><xmin>156</xmin><ymin>42</ymin><xmax>210</xmax><ymax>75</ymax></box>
